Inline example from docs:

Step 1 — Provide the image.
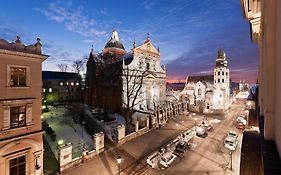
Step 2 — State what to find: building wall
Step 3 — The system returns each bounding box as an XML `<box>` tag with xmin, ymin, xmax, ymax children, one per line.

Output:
<box><xmin>123</xmin><ymin>41</ymin><xmax>166</xmax><ymax>111</ymax></box>
<box><xmin>0</xmin><ymin>44</ymin><xmax>47</xmax><ymax>175</ymax></box>
<box><xmin>241</xmin><ymin>0</ymin><xmax>281</xmax><ymax>158</ymax></box>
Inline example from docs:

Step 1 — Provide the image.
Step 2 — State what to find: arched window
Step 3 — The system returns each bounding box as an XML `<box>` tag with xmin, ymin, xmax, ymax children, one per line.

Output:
<box><xmin>198</xmin><ymin>88</ymin><xmax>202</xmax><ymax>95</ymax></box>
<box><xmin>146</xmin><ymin>63</ymin><xmax>150</xmax><ymax>70</ymax></box>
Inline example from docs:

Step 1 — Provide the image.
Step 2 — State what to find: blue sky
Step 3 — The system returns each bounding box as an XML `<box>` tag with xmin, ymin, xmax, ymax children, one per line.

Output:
<box><xmin>0</xmin><ymin>0</ymin><xmax>258</xmax><ymax>82</ymax></box>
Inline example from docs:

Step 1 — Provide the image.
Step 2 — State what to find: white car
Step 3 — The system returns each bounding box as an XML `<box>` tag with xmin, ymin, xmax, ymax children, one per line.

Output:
<box><xmin>237</xmin><ymin>116</ymin><xmax>247</xmax><ymax>125</ymax></box>
<box><xmin>224</xmin><ymin>136</ymin><xmax>238</xmax><ymax>151</ymax></box>
<box><xmin>159</xmin><ymin>152</ymin><xmax>177</xmax><ymax>168</ymax></box>
<box><xmin>199</xmin><ymin>121</ymin><xmax>213</xmax><ymax>131</ymax></box>
<box><xmin>227</xmin><ymin>131</ymin><xmax>238</xmax><ymax>139</ymax></box>
<box><xmin>196</xmin><ymin>126</ymin><xmax>207</xmax><ymax>137</ymax></box>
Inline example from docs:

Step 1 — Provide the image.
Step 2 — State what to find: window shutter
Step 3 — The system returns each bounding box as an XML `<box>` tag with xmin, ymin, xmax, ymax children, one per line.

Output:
<box><xmin>3</xmin><ymin>106</ymin><xmax>10</xmax><ymax>130</ymax></box>
<box><xmin>26</xmin><ymin>104</ymin><xmax>32</xmax><ymax>125</ymax></box>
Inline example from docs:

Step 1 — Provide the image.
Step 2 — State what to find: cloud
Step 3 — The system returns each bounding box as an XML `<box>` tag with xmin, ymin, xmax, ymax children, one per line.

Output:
<box><xmin>36</xmin><ymin>2</ymin><xmax>106</xmax><ymax>37</ymax></box>
<box><xmin>100</xmin><ymin>8</ymin><xmax>109</xmax><ymax>16</ymax></box>
<box><xmin>143</xmin><ymin>0</ymin><xmax>155</xmax><ymax>10</ymax></box>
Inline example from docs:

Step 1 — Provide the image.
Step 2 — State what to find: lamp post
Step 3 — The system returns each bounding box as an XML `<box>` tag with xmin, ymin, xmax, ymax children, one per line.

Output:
<box><xmin>117</xmin><ymin>156</ymin><xmax>122</xmax><ymax>175</ymax></box>
<box><xmin>230</xmin><ymin>151</ymin><xmax>233</xmax><ymax>170</ymax></box>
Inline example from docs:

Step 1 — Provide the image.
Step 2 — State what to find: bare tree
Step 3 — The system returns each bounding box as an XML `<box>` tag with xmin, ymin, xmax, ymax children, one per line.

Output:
<box><xmin>72</xmin><ymin>60</ymin><xmax>86</xmax><ymax>121</ymax></box>
<box><xmin>57</xmin><ymin>63</ymin><xmax>68</xmax><ymax>72</ymax></box>
<box><xmin>122</xmin><ymin>65</ymin><xmax>147</xmax><ymax>126</ymax></box>
<box><xmin>57</xmin><ymin>63</ymin><xmax>72</xmax><ymax>106</ymax></box>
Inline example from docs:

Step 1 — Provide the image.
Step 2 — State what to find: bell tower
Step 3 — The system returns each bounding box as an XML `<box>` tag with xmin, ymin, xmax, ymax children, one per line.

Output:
<box><xmin>213</xmin><ymin>49</ymin><xmax>230</xmax><ymax>109</ymax></box>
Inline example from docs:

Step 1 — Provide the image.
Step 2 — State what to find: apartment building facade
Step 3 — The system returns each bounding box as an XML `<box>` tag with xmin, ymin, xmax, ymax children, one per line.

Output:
<box><xmin>0</xmin><ymin>37</ymin><xmax>48</xmax><ymax>175</ymax></box>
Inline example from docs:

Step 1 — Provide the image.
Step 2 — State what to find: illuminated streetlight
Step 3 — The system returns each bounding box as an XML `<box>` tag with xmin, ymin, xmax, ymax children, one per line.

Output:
<box><xmin>57</xmin><ymin>140</ymin><xmax>64</xmax><ymax>146</ymax></box>
<box><xmin>117</xmin><ymin>156</ymin><xmax>122</xmax><ymax>175</ymax></box>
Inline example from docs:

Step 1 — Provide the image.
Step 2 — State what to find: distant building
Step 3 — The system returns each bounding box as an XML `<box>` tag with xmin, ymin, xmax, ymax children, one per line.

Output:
<box><xmin>180</xmin><ymin>49</ymin><xmax>230</xmax><ymax>112</ymax></box>
<box><xmin>86</xmin><ymin>30</ymin><xmax>166</xmax><ymax>112</ymax></box>
<box><xmin>42</xmin><ymin>71</ymin><xmax>82</xmax><ymax>104</ymax></box>
<box><xmin>0</xmin><ymin>36</ymin><xmax>48</xmax><ymax>175</ymax></box>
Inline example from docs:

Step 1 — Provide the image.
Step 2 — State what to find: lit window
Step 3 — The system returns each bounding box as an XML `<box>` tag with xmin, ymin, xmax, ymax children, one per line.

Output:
<box><xmin>10</xmin><ymin>155</ymin><xmax>26</xmax><ymax>175</ymax></box>
<box><xmin>66</xmin><ymin>82</ymin><xmax>69</xmax><ymax>85</ymax></box>
<box><xmin>76</xmin><ymin>82</ymin><xmax>79</xmax><ymax>86</ymax></box>
<box><xmin>10</xmin><ymin>67</ymin><xmax>26</xmax><ymax>87</ymax></box>
<box><xmin>60</xmin><ymin>82</ymin><xmax>63</xmax><ymax>86</ymax></box>
<box><xmin>43</xmin><ymin>88</ymin><xmax>46</xmax><ymax>93</ymax></box>
<box><xmin>10</xmin><ymin>106</ymin><xmax>26</xmax><ymax>128</ymax></box>
<box><xmin>71</xmin><ymin>82</ymin><xmax>74</xmax><ymax>86</ymax></box>
<box><xmin>49</xmin><ymin>88</ymin><xmax>52</xmax><ymax>92</ymax></box>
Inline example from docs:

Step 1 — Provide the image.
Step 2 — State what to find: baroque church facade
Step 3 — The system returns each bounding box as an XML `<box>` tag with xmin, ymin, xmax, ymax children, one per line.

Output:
<box><xmin>180</xmin><ymin>49</ymin><xmax>230</xmax><ymax>112</ymax></box>
<box><xmin>85</xmin><ymin>30</ymin><xmax>166</xmax><ymax>112</ymax></box>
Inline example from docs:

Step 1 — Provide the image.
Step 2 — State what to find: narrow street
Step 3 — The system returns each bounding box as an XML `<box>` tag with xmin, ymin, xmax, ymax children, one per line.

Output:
<box><xmin>62</xmin><ymin>104</ymin><xmax>245</xmax><ymax>175</ymax></box>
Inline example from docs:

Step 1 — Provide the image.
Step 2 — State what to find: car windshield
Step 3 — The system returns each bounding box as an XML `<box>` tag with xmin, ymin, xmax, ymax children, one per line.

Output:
<box><xmin>225</xmin><ymin>140</ymin><xmax>234</xmax><ymax>145</ymax></box>
<box><xmin>228</xmin><ymin>132</ymin><xmax>237</xmax><ymax>137</ymax></box>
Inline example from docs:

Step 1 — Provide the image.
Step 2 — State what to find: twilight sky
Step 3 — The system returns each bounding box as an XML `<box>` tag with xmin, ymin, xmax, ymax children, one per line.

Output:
<box><xmin>0</xmin><ymin>0</ymin><xmax>258</xmax><ymax>83</ymax></box>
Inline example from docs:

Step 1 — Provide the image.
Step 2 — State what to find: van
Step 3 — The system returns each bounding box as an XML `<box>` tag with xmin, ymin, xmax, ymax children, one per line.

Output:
<box><xmin>159</xmin><ymin>152</ymin><xmax>177</xmax><ymax>168</ymax></box>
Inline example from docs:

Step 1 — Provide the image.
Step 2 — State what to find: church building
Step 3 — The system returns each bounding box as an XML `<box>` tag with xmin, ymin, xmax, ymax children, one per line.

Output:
<box><xmin>85</xmin><ymin>30</ymin><xmax>166</xmax><ymax>113</ymax></box>
<box><xmin>180</xmin><ymin>49</ymin><xmax>230</xmax><ymax>112</ymax></box>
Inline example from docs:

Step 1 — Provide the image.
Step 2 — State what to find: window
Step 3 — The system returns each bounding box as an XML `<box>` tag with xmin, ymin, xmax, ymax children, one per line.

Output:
<box><xmin>218</xmin><ymin>71</ymin><xmax>220</xmax><ymax>75</ymax></box>
<box><xmin>226</xmin><ymin>72</ymin><xmax>228</xmax><ymax>76</ymax></box>
<box><xmin>71</xmin><ymin>82</ymin><xmax>74</xmax><ymax>86</ymax></box>
<box><xmin>10</xmin><ymin>67</ymin><xmax>26</xmax><ymax>87</ymax></box>
<box><xmin>10</xmin><ymin>155</ymin><xmax>26</xmax><ymax>175</ymax></box>
<box><xmin>49</xmin><ymin>88</ymin><xmax>52</xmax><ymax>92</ymax></box>
<box><xmin>10</xmin><ymin>106</ymin><xmax>26</xmax><ymax>128</ymax></box>
<box><xmin>146</xmin><ymin>63</ymin><xmax>150</xmax><ymax>70</ymax></box>
<box><xmin>60</xmin><ymin>82</ymin><xmax>63</xmax><ymax>86</ymax></box>
<box><xmin>222</xmin><ymin>71</ymin><xmax>224</xmax><ymax>75</ymax></box>
<box><xmin>218</xmin><ymin>79</ymin><xmax>220</xmax><ymax>83</ymax></box>
<box><xmin>43</xmin><ymin>88</ymin><xmax>46</xmax><ymax>93</ymax></box>
<box><xmin>198</xmin><ymin>89</ymin><xmax>202</xmax><ymax>95</ymax></box>
<box><xmin>76</xmin><ymin>82</ymin><xmax>79</xmax><ymax>86</ymax></box>
<box><xmin>222</xmin><ymin>79</ymin><xmax>224</xmax><ymax>83</ymax></box>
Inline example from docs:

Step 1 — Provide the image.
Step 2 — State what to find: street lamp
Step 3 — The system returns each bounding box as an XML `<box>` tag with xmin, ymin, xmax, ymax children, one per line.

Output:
<box><xmin>230</xmin><ymin>151</ymin><xmax>233</xmax><ymax>170</ymax></box>
<box><xmin>117</xmin><ymin>156</ymin><xmax>122</xmax><ymax>175</ymax></box>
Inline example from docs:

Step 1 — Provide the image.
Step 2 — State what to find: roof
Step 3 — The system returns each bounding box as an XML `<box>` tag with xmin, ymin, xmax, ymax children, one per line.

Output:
<box><xmin>0</xmin><ymin>37</ymin><xmax>45</xmax><ymax>55</ymax></box>
<box><xmin>104</xmin><ymin>30</ymin><xmax>125</xmax><ymax>50</ymax></box>
<box><xmin>186</xmin><ymin>75</ymin><xmax>214</xmax><ymax>84</ymax></box>
<box><xmin>42</xmin><ymin>71</ymin><xmax>80</xmax><ymax>80</ymax></box>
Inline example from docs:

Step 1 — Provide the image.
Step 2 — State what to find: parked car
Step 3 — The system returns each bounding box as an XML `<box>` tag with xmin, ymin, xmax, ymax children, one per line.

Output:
<box><xmin>199</xmin><ymin>121</ymin><xmax>213</xmax><ymax>131</ymax></box>
<box><xmin>159</xmin><ymin>152</ymin><xmax>177</xmax><ymax>168</ymax></box>
<box><xmin>235</xmin><ymin>121</ymin><xmax>246</xmax><ymax>130</ymax></box>
<box><xmin>175</xmin><ymin>141</ymin><xmax>189</xmax><ymax>153</ymax></box>
<box><xmin>227</xmin><ymin>131</ymin><xmax>238</xmax><ymax>139</ymax></box>
<box><xmin>224</xmin><ymin>136</ymin><xmax>238</xmax><ymax>151</ymax></box>
<box><xmin>196</xmin><ymin>126</ymin><xmax>207</xmax><ymax>137</ymax></box>
<box><xmin>236</xmin><ymin>116</ymin><xmax>247</xmax><ymax>125</ymax></box>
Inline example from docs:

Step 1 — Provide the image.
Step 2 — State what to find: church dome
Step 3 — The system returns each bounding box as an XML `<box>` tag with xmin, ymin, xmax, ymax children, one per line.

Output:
<box><xmin>104</xmin><ymin>30</ymin><xmax>125</xmax><ymax>50</ymax></box>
